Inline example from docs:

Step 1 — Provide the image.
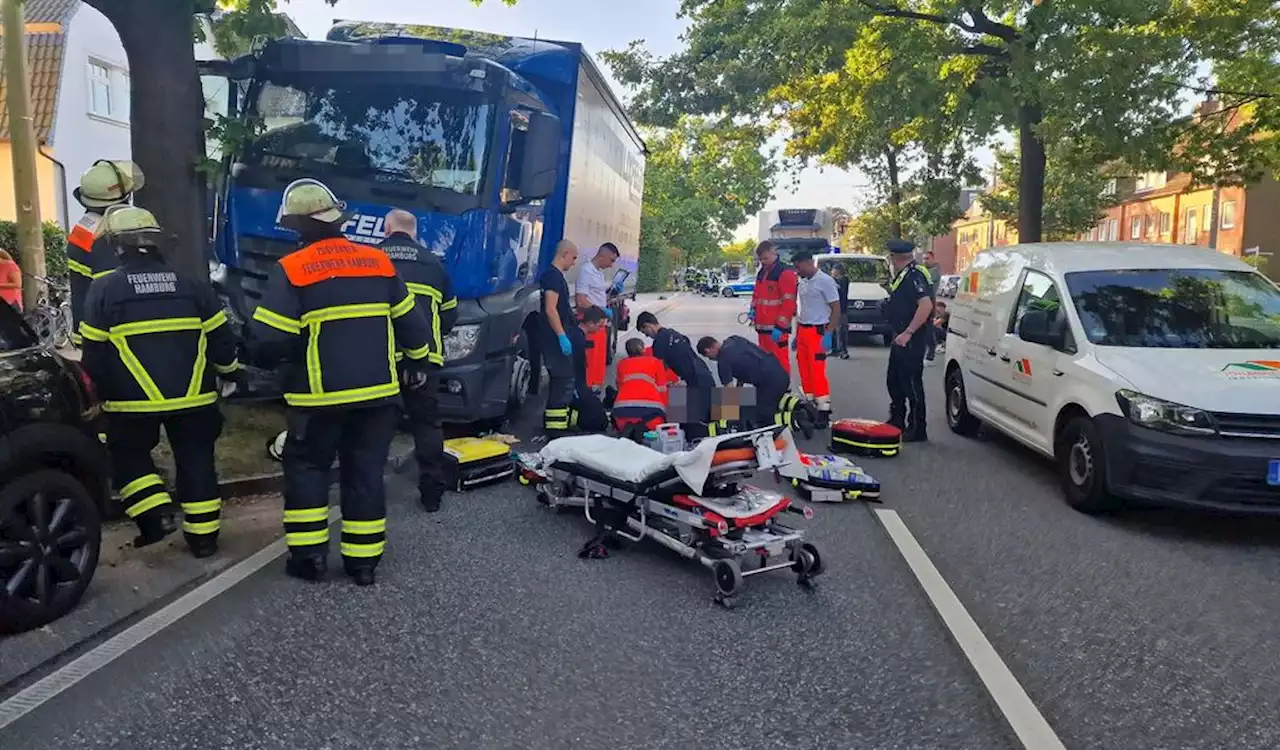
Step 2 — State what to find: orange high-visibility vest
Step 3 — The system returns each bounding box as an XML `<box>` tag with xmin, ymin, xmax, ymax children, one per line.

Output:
<box><xmin>615</xmin><ymin>355</ymin><xmax>669</xmax><ymax>411</ymax></box>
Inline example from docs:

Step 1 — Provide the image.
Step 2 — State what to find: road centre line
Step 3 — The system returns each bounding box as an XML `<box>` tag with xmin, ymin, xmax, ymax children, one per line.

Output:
<box><xmin>872</xmin><ymin>508</ymin><xmax>1067</xmax><ymax>750</ymax></box>
<box><xmin>0</xmin><ymin>508</ymin><xmax>340</xmax><ymax>731</ymax></box>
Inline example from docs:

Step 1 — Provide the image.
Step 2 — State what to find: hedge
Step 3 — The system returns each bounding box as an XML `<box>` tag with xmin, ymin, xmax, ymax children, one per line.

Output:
<box><xmin>0</xmin><ymin>220</ymin><xmax>68</xmax><ymax>280</ymax></box>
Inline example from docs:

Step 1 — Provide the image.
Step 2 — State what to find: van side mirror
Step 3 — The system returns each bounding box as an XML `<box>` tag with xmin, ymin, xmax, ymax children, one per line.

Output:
<box><xmin>1018</xmin><ymin>308</ymin><xmax>1063</xmax><ymax>348</ymax></box>
<box><xmin>517</xmin><ymin>111</ymin><xmax>561</xmax><ymax>201</ymax></box>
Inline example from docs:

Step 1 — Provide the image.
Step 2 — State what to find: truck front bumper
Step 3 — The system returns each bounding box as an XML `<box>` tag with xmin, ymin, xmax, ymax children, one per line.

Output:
<box><xmin>434</xmin><ymin>355</ymin><xmax>515</xmax><ymax>424</ymax></box>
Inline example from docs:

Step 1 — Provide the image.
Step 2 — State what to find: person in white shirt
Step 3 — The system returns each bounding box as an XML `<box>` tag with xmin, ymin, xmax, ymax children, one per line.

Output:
<box><xmin>793</xmin><ymin>251</ymin><xmax>841</xmax><ymax>424</ymax></box>
<box><xmin>574</xmin><ymin>243</ymin><xmax>619</xmax><ymax>390</ymax></box>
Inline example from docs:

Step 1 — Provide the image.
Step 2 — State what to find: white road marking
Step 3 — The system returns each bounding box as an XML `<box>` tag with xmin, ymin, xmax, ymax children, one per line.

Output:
<box><xmin>0</xmin><ymin>508</ymin><xmax>339</xmax><ymax>731</ymax></box>
<box><xmin>873</xmin><ymin>508</ymin><xmax>1067</xmax><ymax>750</ymax></box>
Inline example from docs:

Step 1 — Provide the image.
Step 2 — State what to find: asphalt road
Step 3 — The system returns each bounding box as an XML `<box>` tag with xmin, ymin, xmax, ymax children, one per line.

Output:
<box><xmin>5</xmin><ymin>295</ymin><xmax>1280</xmax><ymax>749</ymax></box>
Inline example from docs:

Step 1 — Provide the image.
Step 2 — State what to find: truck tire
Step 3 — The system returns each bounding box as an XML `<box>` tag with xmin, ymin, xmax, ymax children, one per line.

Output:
<box><xmin>508</xmin><ymin>328</ymin><xmax>534</xmax><ymax>414</ymax></box>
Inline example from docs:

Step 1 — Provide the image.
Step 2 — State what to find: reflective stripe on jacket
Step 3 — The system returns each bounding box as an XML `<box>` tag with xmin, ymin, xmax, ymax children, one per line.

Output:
<box><xmin>250</xmin><ymin>236</ymin><xmax>433</xmax><ymax>409</ymax></box>
<box><xmin>66</xmin><ymin>211</ymin><xmax>118</xmax><ymax>344</ymax></box>
<box><xmin>750</xmin><ymin>261</ymin><xmax>798</xmax><ymax>331</ymax></box>
<box><xmin>615</xmin><ymin>355</ymin><xmax>670</xmax><ymax>411</ymax></box>
<box><xmin>379</xmin><ymin>232</ymin><xmax>457</xmax><ymax>366</ymax></box>
<box><xmin>79</xmin><ymin>259</ymin><xmax>239</xmax><ymax>413</ymax></box>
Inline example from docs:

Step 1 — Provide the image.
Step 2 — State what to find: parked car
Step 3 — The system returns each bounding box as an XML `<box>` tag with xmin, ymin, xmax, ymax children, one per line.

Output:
<box><xmin>944</xmin><ymin>242</ymin><xmax>1280</xmax><ymax>514</ymax></box>
<box><xmin>817</xmin><ymin>253</ymin><xmax>894</xmax><ymax>345</ymax></box>
<box><xmin>0</xmin><ymin>300</ymin><xmax>109</xmax><ymax>634</ymax></box>
<box><xmin>938</xmin><ymin>273</ymin><xmax>962</xmax><ymax>298</ymax></box>
<box><xmin>720</xmin><ymin>279</ymin><xmax>756</xmax><ymax>297</ymax></box>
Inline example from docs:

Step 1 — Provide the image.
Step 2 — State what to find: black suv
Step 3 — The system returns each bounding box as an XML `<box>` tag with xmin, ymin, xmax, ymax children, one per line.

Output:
<box><xmin>0</xmin><ymin>300</ymin><xmax>110</xmax><ymax>635</ymax></box>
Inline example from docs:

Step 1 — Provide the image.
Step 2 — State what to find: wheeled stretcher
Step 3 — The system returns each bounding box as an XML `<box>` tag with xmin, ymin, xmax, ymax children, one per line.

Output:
<box><xmin>517</xmin><ymin>425</ymin><xmax>823</xmax><ymax>607</ymax></box>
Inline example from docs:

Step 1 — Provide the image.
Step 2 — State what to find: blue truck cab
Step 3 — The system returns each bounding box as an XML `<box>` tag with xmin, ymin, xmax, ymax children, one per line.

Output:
<box><xmin>203</xmin><ymin>22</ymin><xmax>645</xmax><ymax>423</ymax></box>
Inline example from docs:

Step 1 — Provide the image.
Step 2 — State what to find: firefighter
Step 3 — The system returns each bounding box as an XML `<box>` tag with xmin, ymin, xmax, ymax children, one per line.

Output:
<box><xmin>612</xmin><ymin>337</ymin><xmax>669</xmax><ymax>437</ymax></box>
<box><xmin>539</xmin><ymin>240</ymin><xmax>580</xmax><ymax>437</ymax></box>
<box><xmin>379</xmin><ymin>208</ymin><xmax>456</xmax><ymax>513</ymax></box>
<box><xmin>67</xmin><ymin>160</ymin><xmax>144</xmax><ymax>346</ymax></box>
<box><xmin>575</xmin><ymin>242</ymin><xmax>619</xmax><ymax>391</ymax></box>
<box><xmin>884</xmin><ymin>239</ymin><xmax>934</xmax><ymax>442</ymax></box>
<box><xmin>79</xmin><ymin>206</ymin><xmax>240</xmax><ymax>557</ymax></box>
<box><xmin>697</xmin><ymin>334</ymin><xmax>798</xmax><ymax>430</ymax></box>
<box><xmin>636</xmin><ymin>311</ymin><xmax>715</xmax><ymax>437</ymax></box>
<box><xmin>748</xmin><ymin>240</ymin><xmax>798</xmax><ymax>375</ymax></box>
<box><xmin>249</xmin><ymin>180</ymin><xmax>433</xmax><ymax>586</ymax></box>
<box><xmin>792</xmin><ymin>251</ymin><xmax>841</xmax><ymax>427</ymax></box>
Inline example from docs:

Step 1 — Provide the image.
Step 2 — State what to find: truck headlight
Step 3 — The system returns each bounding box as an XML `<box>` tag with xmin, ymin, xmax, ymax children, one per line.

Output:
<box><xmin>1115</xmin><ymin>390</ymin><xmax>1216</xmax><ymax>436</ymax></box>
<box><xmin>444</xmin><ymin>324</ymin><xmax>481</xmax><ymax>362</ymax></box>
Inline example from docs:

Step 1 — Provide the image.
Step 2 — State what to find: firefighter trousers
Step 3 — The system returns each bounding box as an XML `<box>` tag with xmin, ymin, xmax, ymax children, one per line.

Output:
<box><xmin>887</xmin><ymin>343</ymin><xmax>927</xmax><ymax>438</ymax></box>
<box><xmin>757</xmin><ymin>330</ymin><xmax>792</xmax><ymax>376</ymax></box>
<box><xmin>403</xmin><ymin>379</ymin><xmax>445</xmax><ymax>507</ymax></box>
<box><xmin>542</xmin><ymin>329</ymin><xmax>584</xmax><ymax>436</ymax></box>
<box><xmin>281</xmin><ymin>405</ymin><xmax>397</xmax><ymax>572</ymax></box>
<box><xmin>107</xmin><ymin>407</ymin><xmax>224</xmax><ymax>549</ymax></box>
<box><xmin>795</xmin><ymin>325</ymin><xmax>831</xmax><ymax>411</ymax></box>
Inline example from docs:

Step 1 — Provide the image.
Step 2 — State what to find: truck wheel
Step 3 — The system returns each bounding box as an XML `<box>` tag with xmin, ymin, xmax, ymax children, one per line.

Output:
<box><xmin>508</xmin><ymin>329</ymin><xmax>534</xmax><ymax>414</ymax></box>
<box><xmin>0</xmin><ymin>470</ymin><xmax>102</xmax><ymax>635</ymax></box>
<box><xmin>1058</xmin><ymin>416</ymin><xmax>1120</xmax><ymax>514</ymax></box>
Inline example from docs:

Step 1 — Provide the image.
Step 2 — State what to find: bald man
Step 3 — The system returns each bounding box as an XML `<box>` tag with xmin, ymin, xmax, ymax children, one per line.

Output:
<box><xmin>538</xmin><ymin>240</ymin><xmax>581</xmax><ymax>436</ymax></box>
<box><xmin>380</xmin><ymin>208</ymin><xmax>457</xmax><ymax>512</ymax></box>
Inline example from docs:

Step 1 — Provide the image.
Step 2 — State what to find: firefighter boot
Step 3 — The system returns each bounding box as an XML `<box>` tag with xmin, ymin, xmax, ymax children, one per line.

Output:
<box><xmin>285</xmin><ymin>554</ymin><xmax>328</xmax><ymax>582</ymax></box>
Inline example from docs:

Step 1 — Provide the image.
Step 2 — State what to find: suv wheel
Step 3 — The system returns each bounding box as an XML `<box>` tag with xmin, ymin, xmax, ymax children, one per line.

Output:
<box><xmin>0</xmin><ymin>470</ymin><xmax>102</xmax><ymax>635</ymax></box>
<box><xmin>945</xmin><ymin>369</ymin><xmax>982</xmax><ymax>436</ymax></box>
<box><xmin>1058</xmin><ymin>416</ymin><xmax>1119</xmax><ymax>514</ymax></box>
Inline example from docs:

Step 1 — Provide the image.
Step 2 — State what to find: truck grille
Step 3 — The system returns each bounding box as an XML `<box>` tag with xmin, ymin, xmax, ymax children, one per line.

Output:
<box><xmin>1212</xmin><ymin>412</ymin><xmax>1280</xmax><ymax>439</ymax></box>
<box><xmin>231</xmin><ymin>236</ymin><xmax>295</xmax><ymax>303</ymax></box>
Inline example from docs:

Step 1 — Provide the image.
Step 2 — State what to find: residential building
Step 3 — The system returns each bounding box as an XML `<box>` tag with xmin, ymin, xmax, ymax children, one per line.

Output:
<box><xmin>953</xmin><ymin>197</ymin><xmax>1017</xmax><ymax>272</ymax></box>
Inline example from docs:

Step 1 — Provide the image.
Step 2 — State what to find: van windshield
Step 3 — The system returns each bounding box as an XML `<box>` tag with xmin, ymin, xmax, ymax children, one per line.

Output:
<box><xmin>1065</xmin><ymin>268</ymin><xmax>1280</xmax><ymax>348</ymax></box>
<box><xmin>819</xmin><ymin>258</ymin><xmax>888</xmax><ymax>284</ymax></box>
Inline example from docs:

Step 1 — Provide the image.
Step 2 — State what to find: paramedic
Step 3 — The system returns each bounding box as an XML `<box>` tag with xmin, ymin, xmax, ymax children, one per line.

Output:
<box><xmin>539</xmin><ymin>240</ymin><xmax>580</xmax><ymax>436</ymax></box>
<box><xmin>697</xmin><ymin>334</ymin><xmax>795</xmax><ymax>429</ymax></box>
<box><xmin>793</xmin><ymin>251</ymin><xmax>841</xmax><ymax>427</ymax></box>
<box><xmin>380</xmin><ymin>208</ymin><xmax>456</xmax><ymax>513</ymax></box>
<box><xmin>575</xmin><ymin>242</ymin><xmax>619</xmax><ymax>391</ymax></box>
<box><xmin>250</xmin><ymin>180</ymin><xmax>433</xmax><ymax>586</ymax></box>
<box><xmin>67</xmin><ymin>160</ymin><xmax>144</xmax><ymax>345</ymax></box>
<box><xmin>884</xmin><ymin>239</ymin><xmax>933</xmax><ymax>443</ymax></box>
<box><xmin>613</xmin><ymin>338</ymin><xmax>669</xmax><ymax>435</ymax></box>
<box><xmin>80</xmin><ymin>206</ymin><xmax>240</xmax><ymax>558</ymax></box>
<box><xmin>569</xmin><ymin>306</ymin><xmax>611</xmax><ymax>433</ymax></box>
<box><xmin>748</xmin><ymin>241</ymin><xmax>798</xmax><ymax>375</ymax></box>
<box><xmin>636</xmin><ymin>311</ymin><xmax>715</xmax><ymax>434</ymax></box>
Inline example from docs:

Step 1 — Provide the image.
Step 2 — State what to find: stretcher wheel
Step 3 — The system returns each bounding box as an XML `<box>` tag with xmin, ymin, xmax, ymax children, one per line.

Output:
<box><xmin>793</xmin><ymin>543</ymin><xmax>823</xmax><ymax>588</ymax></box>
<box><xmin>518</xmin><ymin>474</ymin><xmax>530</xmax><ymax>486</ymax></box>
<box><xmin>535</xmin><ymin>490</ymin><xmax>551</xmax><ymax>507</ymax></box>
<box><xmin>712</xmin><ymin>559</ymin><xmax>743</xmax><ymax>606</ymax></box>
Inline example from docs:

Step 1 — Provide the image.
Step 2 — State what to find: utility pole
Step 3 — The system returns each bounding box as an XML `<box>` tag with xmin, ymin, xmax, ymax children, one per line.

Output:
<box><xmin>2</xmin><ymin>0</ymin><xmax>46</xmax><ymax>310</ymax></box>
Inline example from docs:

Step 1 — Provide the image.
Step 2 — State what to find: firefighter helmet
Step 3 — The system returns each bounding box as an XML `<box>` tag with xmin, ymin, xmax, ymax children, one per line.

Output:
<box><xmin>74</xmin><ymin>160</ymin><xmax>145</xmax><ymax>209</ymax></box>
<box><xmin>98</xmin><ymin>205</ymin><xmax>162</xmax><ymax>247</ymax></box>
<box><xmin>279</xmin><ymin>179</ymin><xmax>348</xmax><ymax>225</ymax></box>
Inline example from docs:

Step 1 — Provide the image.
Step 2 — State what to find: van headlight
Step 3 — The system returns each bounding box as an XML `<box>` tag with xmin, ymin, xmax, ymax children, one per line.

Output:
<box><xmin>1115</xmin><ymin>390</ymin><xmax>1216</xmax><ymax>436</ymax></box>
<box><xmin>444</xmin><ymin>324</ymin><xmax>481</xmax><ymax>362</ymax></box>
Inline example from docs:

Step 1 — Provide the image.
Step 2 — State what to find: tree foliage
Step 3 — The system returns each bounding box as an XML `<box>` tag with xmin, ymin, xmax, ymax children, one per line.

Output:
<box><xmin>604</xmin><ymin>0</ymin><xmax>1280</xmax><ymax>243</ymax></box>
<box><xmin>982</xmin><ymin>146</ymin><xmax>1116</xmax><ymax>241</ymax></box>
<box><xmin>636</xmin><ymin>118</ymin><xmax>777</xmax><ymax>292</ymax></box>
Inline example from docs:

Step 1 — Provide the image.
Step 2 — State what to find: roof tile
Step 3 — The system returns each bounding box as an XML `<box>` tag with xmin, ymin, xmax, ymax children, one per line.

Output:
<box><xmin>0</xmin><ymin>33</ymin><xmax>67</xmax><ymax>140</ymax></box>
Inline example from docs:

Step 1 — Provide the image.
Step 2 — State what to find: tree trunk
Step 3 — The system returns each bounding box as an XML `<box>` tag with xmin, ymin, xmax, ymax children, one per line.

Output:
<box><xmin>1017</xmin><ymin>104</ymin><xmax>1046</xmax><ymax>243</ymax></box>
<box><xmin>885</xmin><ymin>148</ymin><xmax>903</xmax><ymax>240</ymax></box>
<box><xmin>95</xmin><ymin>0</ymin><xmax>207</xmax><ymax>277</ymax></box>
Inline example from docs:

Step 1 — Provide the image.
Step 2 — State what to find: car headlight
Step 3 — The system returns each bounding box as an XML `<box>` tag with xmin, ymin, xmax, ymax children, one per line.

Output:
<box><xmin>1115</xmin><ymin>390</ymin><xmax>1216</xmax><ymax>435</ymax></box>
<box><xmin>444</xmin><ymin>324</ymin><xmax>481</xmax><ymax>362</ymax></box>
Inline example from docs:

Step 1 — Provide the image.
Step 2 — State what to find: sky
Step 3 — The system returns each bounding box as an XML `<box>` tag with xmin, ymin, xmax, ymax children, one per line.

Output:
<box><xmin>282</xmin><ymin>0</ymin><xmax>873</xmax><ymax>241</ymax></box>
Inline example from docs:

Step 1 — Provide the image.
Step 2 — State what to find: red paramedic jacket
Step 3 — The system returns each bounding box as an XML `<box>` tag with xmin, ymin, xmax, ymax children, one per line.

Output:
<box><xmin>751</xmin><ymin>261</ymin><xmax>798</xmax><ymax>332</ymax></box>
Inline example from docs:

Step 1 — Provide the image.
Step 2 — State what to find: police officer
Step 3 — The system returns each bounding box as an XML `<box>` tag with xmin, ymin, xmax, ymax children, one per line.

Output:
<box><xmin>637</xmin><ymin>311</ymin><xmax>716</xmax><ymax>436</ymax></box>
<box><xmin>67</xmin><ymin>160</ymin><xmax>144</xmax><ymax>346</ymax></box>
<box><xmin>379</xmin><ymin>208</ymin><xmax>456</xmax><ymax>513</ymax></box>
<box><xmin>250</xmin><ymin>180</ymin><xmax>433</xmax><ymax>586</ymax></box>
<box><xmin>538</xmin><ymin>240</ymin><xmax>580</xmax><ymax>437</ymax></box>
<box><xmin>884</xmin><ymin>239</ymin><xmax>934</xmax><ymax>442</ymax></box>
<box><xmin>697</xmin><ymin>334</ymin><xmax>800</xmax><ymax>430</ymax></box>
<box><xmin>79</xmin><ymin>206</ymin><xmax>240</xmax><ymax>557</ymax></box>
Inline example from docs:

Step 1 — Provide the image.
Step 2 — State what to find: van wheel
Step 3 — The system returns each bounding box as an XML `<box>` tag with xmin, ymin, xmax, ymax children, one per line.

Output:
<box><xmin>1058</xmin><ymin>416</ymin><xmax>1119</xmax><ymax>514</ymax></box>
<box><xmin>945</xmin><ymin>369</ymin><xmax>982</xmax><ymax>437</ymax></box>
<box><xmin>0</xmin><ymin>470</ymin><xmax>102</xmax><ymax>635</ymax></box>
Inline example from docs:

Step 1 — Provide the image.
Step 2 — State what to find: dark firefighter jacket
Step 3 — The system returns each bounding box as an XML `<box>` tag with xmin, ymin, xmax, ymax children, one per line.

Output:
<box><xmin>80</xmin><ymin>256</ymin><xmax>239</xmax><ymax>413</ymax></box>
<box><xmin>66</xmin><ymin>210</ymin><xmax>118</xmax><ymax>345</ymax></box>
<box><xmin>651</xmin><ymin>327</ymin><xmax>715</xmax><ymax>387</ymax></box>
<box><xmin>379</xmin><ymin>231</ymin><xmax>457</xmax><ymax>366</ymax></box>
<box><xmin>249</xmin><ymin>235</ymin><xmax>433</xmax><ymax>410</ymax></box>
<box><xmin>716</xmin><ymin>335</ymin><xmax>789</xmax><ymax>392</ymax></box>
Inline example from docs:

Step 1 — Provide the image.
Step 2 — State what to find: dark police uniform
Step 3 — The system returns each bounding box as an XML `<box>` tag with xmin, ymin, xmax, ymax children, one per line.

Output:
<box><xmin>538</xmin><ymin>265</ymin><xmax>581</xmax><ymax>435</ymax></box>
<box><xmin>251</xmin><ymin>232</ymin><xmax>433</xmax><ymax>577</ymax></box>
<box><xmin>80</xmin><ymin>256</ymin><xmax>240</xmax><ymax>554</ymax></box>
<box><xmin>885</xmin><ymin>247</ymin><xmax>932</xmax><ymax>439</ymax></box>
<box><xmin>715</xmin><ymin>335</ymin><xmax>792</xmax><ymax>428</ymax></box>
<box><xmin>380</xmin><ymin>230</ymin><xmax>456</xmax><ymax>511</ymax></box>
<box><xmin>652</xmin><ymin>326</ymin><xmax>715</xmax><ymax>434</ymax></box>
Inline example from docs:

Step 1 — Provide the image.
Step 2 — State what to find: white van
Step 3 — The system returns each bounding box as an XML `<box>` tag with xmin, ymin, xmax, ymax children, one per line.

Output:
<box><xmin>944</xmin><ymin>243</ymin><xmax>1280</xmax><ymax>514</ymax></box>
<box><xmin>814</xmin><ymin>253</ymin><xmax>894</xmax><ymax>345</ymax></box>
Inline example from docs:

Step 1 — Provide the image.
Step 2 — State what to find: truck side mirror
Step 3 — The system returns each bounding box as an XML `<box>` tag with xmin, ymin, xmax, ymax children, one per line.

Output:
<box><xmin>517</xmin><ymin>111</ymin><xmax>561</xmax><ymax>200</ymax></box>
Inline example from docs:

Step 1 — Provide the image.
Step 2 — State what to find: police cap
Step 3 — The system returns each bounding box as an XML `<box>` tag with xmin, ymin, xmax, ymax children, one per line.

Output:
<box><xmin>886</xmin><ymin>239</ymin><xmax>917</xmax><ymax>255</ymax></box>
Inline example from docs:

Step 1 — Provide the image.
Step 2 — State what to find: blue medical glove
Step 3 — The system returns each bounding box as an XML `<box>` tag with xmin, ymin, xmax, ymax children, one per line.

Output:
<box><xmin>747</xmin><ymin>307</ymin><xmax>756</xmax><ymax>322</ymax></box>
<box><xmin>603</xmin><ymin>307</ymin><xmax>614</xmax><ymax>320</ymax></box>
<box><xmin>771</xmin><ymin>328</ymin><xmax>784</xmax><ymax>343</ymax></box>
<box><xmin>821</xmin><ymin>332</ymin><xmax>833</xmax><ymax>351</ymax></box>
<box><xmin>558</xmin><ymin>333</ymin><xmax>572</xmax><ymax>356</ymax></box>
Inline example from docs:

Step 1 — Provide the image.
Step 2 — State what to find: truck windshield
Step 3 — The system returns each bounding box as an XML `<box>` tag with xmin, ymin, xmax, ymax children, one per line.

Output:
<box><xmin>1065</xmin><ymin>268</ymin><xmax>1280</xmax><ymax>348</ymax></box>
<box><xmin>246</xmin><ymin>81</ymin><xmax>493</xmax><ymax>196</ymax></box>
